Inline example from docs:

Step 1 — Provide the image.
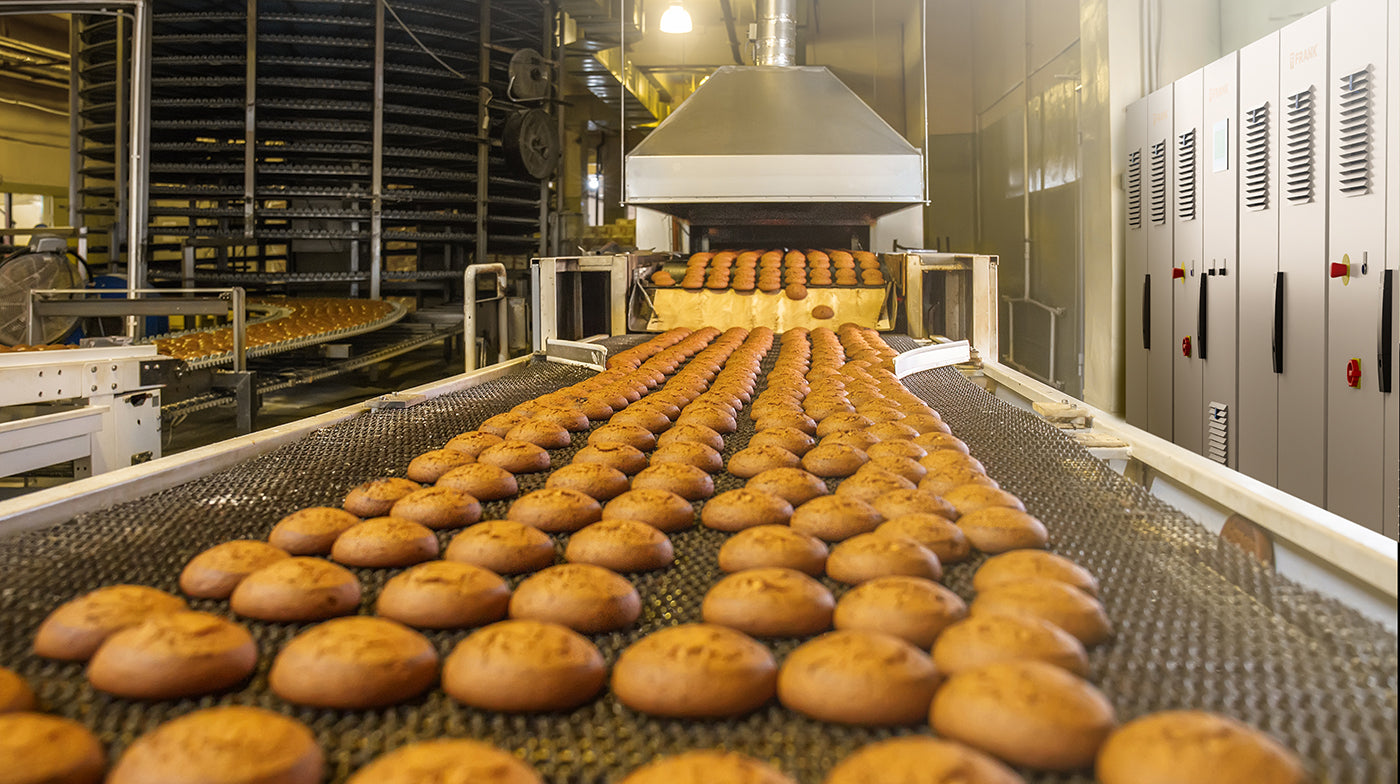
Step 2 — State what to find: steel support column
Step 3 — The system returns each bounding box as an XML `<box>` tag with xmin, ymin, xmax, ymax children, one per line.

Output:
<box><xmin>369</xmin><ymin>0</ymin><xmax>386</xmax><ymax>300</ymax></box>
<box><xmin>476</xmin><ymin>0</ymin><xmax>492</xmax><ymax>265</ymax></box>
<box><xmin>243</xmin><ymin>0</ymin><xmax>256</xmax><ymax>239</ymax></box>
<box><xmin>67</xmin><ymin>17</ymin><xmax>79</xmax><ymax>229</ymax></box>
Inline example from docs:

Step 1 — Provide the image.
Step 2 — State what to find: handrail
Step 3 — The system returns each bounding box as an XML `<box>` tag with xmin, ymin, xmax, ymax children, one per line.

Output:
<box><xmin>464</xmin><ymin>263</ymin><xmax>508</xmax><ymax>372</ymax></box>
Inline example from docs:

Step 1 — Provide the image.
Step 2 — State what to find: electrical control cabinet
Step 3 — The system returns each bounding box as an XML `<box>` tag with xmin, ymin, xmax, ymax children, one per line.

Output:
<box><xmin>1326</xmin><ymin>0</ymin><xmax>1392</xmax><ymax>533</ymax></box>
<box><xmin>1125</xmin><ymin>100</ymin><xmax>1149</xmax><ymax>430</ymax></box>
<box><xmin>1201</xmin><ymin>54</ymin><xmax>1239</xmax><ymax>467</ymax></box>
<box><xmin>1237</xmin><ymin>32</ymin><xmax>1283</xmax><ymax>486</ymax></box>
<box><xmin>1173</xmin><ymin>70</ymin><xmax>1206</xmax><ymax>455</ymax></box>
<box><xmin>1275</xmin><ymin>8</ymin><xmax>1330</xmax><ymax>508</ymax></box>
<box><xmin>1122</xmin><ymin>0</ymin><xmax>1396</xmax><ymax>538</ymax></box>
<box><xmin>1146</xmin><ymin>85</ymin><xmax>1176</xmax><ymax>441</ymax></box>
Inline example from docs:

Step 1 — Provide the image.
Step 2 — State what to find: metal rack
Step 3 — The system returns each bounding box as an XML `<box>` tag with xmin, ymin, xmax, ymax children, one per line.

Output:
<box><xmin>73</xmin><ymin>0</ymin><xmax>554</xmax><ymax>296</ymax></box>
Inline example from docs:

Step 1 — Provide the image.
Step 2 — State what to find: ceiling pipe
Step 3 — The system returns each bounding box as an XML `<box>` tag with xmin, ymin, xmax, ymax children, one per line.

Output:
<box><xmin>718</xmin><ymin>0</ymin><xmax>744</xmax><ymax>65</ymax></box>
<box><xmin>754</xmin><ymin>0</ymin><xmax>797</xmax><ymax>66</ymax></box>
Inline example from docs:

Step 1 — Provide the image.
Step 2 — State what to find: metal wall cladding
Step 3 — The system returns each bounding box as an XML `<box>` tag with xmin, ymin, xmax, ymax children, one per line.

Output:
<box><xmin>1026</xmin><ymin>45</ymin><xmax>1083</xmax><ymax>400</ymax></box>
<box><xmin>976</xmin><ymin>44</ymin><xmax>1085</xmax><ymax>399</ymax></box>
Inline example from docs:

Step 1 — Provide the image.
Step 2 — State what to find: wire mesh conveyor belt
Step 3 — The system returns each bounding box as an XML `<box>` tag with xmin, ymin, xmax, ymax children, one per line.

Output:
<box><xmin>0</xmin><ymin>333</ymin><xmax>1394</xmax><ymax>783</ymax></box>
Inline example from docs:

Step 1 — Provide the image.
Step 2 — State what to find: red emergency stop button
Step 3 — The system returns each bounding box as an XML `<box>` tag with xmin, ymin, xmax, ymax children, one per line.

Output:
<box><xmin>1182</xmin><ymin>336</ymin><xmax>1192</xmax><ymax>357</ymax></box>
<box><xmin>1331</xmin><ymin>262</ymin><xmax>1350</xmax><ymax>279</ymax></box>
<box><xmin>1173</xmin><ymin>267</ymin><xmax>1186</xmax><ymax>280</ymax></box>
<box><xmin>1346</xmin><ymin>358</ymin><xmax>1362</xmax><ymax>388</ymax></box>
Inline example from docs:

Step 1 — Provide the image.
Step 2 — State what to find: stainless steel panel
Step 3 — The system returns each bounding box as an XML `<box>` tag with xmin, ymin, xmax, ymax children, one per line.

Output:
<box><xmin>1277</xmin><ymin>9</ymin><xmax>1330</xmax><ymax>508</ymax></box>
<box><xmin>1173</xmin><ymin>70</ymin><xmax>1205</xmax><ymax>455</ymax></box>
<box><xmin>1202</xmin><ymin>53</ymin><xmax>1239</xmax><ymax>468</ymax></box>
<box><xmin>1027</xmin><ymin>45</ymin><xmax>1084</xmax><ymax>399</ymax></box>
<box><xmin>1326</xmin><ymin>0</ymin><xmax>1390</xmax><ymax>533</ymax></box>
<box><xmin>1237</xmin><ymin>32</ymin><xmax>1282</xmax><ymax>486</ymax></box>
<box><xmin>623</xmin><ymin>66</ymin><xmax>923</xmax><ymax>220</ymax></box>
<box><xmin>624</xmin><ymin>154</ymin><xmax>923</xmax><ymax>203</ymax></box>
<box><xmin>1125</xmin><ymin>98</ymin><xmax>1149</xmax><ymax>429</ymax></box>
<box><xmin>1147</xmin><ymin>85</ymin><xmax>1176</xmax><ymax>440</ymax></box>
<box><xmin>628</xmin><ymin>67</ymin><xmax>919</xmax><ymax>157</ymax></box>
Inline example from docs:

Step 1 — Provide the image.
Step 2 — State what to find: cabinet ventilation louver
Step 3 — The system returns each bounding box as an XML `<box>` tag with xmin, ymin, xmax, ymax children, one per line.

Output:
<box><xmin>1127</xmin><ymin>149</ymin><xmax>1143</xmax><ymax>229</ymax></box>
<box><xmin>1207</xmin><ymin>402</ymin><xmax>1228</xmax><ymax>465</ymax></box>
<box><xmin>1243</xmin><ymin>103</ymin><xmax>1270</xmax><ymax>211</ymax></box>
<box><xmin>1176</xmin><ymin>129</ymin><xmax>1197</xmax><ymax>220</ymax></box>
<box><xmin>1284</xmin><ymin>88</ymin><xmax>1315</xmax><ymax>204</ymax></box>
<box><xmin>1337</xmin><ymin>68</ymin><xmax>1372</xmax><ymax>196</ymax></box>
<box><xmin>1149</xmin><ymin>141</ymin><xmax>1168</xmax><ymax>225</ymax></box>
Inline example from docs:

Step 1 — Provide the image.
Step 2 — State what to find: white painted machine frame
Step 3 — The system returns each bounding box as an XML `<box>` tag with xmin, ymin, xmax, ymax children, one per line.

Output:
<box><xmin>464</xmin><ymin>263</ymin><xmax>508</xmax><ymax>372</ymax></box>
<box><xmin>0</xmin><ymin>344</ymin><xmax>163</xmax><ymax>479</ymax></box>
<box><xmin>901</xmin><ymin>253</ymin><xmax>999</xmax><ymax>360</ymax></box>
<box><xmin>530</xmin><ymin>255</ymin><xmax>631</xmax><ymax>351</ymax></box>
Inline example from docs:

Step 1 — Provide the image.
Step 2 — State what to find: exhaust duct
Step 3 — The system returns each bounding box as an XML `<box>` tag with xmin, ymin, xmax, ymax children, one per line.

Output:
<box><xmin>754</xmin><ymin>0</ymin><xmax>798</xmax><ymax>66</ymax></box>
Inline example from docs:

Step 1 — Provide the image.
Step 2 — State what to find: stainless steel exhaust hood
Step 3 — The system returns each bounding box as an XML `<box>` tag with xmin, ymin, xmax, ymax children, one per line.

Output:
<box><xmin>623</xmin><ymin>65</ymin><xmax>925</xmax><ymax>225</ymax></box>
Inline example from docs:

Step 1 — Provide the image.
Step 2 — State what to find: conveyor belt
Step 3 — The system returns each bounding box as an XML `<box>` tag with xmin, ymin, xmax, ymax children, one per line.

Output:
<box><xmin>0</xmin><ymin>333</ymin><xmax>1393</xmax><ymax>784</ymax></box>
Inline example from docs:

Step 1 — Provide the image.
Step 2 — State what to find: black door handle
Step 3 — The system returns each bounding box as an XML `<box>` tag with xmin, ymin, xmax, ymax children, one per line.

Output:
<box><xmin>1197</xmin><ymin>272</ymin><xmax>1208</xmax><ymax>360</ymax></box>
<box><xmin>1142</xmin><ymin>274</ymin><xmax>1151</xmax><ymax>350</ymax></box>
<box><xmin>1380</xmin><ymin>269</ymin><xmax>1394</xmax><ymax>394</ymax></box>
<box><xmin>1272</xmin><ymin>271</ymin><xmax>1284</xmax><ymax>374</ymax></box>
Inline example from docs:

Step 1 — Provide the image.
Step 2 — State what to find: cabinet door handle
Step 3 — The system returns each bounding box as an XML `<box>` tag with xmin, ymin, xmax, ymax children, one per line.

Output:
<box><xmin>1380</xmin><ymin>269</ymin><xmax>1394</xmax><ymax>394</ymax></box>
<box><xmin>1142</xmin><ymin>274</ymin><xmax>1151</xmax><ymax>350</ymax></box>
<box><xmin>1272</xmin><ymin>271</ymin><xmax>1284</xmax><ymax>374</ymax></box>
<box><xmin>1197</xmin><ymin>273</ymin><xmax>1208</xmax><ymax>360</ymax></box>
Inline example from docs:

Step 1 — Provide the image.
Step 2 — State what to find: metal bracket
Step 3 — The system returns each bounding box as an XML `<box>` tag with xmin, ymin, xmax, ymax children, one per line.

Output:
<box><xmin>544</xmin><ymin>338</ymin><xmax>608</xmax><ymax>371</ymax></box>
<box><xmin>894</xmin><ymin>340</ymin><xmax>971</xmax><ymax>378</ymax></box>
<box><xmin>368</xmin><ymin>392</ymin><xmax>429</xmax><ymax>411</ymax></box>
<box><xmin>212</xmin><ymin>369</ymin><xmax>257</xmax><ymax>434</ymax></box>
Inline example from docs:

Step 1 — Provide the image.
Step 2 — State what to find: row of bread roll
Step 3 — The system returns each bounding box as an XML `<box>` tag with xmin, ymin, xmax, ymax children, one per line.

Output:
<box><xmin>10</xmin><ymin>701</ymin><xmax>548</xmax><ymax>784</ymax></box>
<box><xmin>0</xmin><ymin>342</ymin><xmax>79</xmax><ymax>352</ymax></box>
<box><xmin>22</xmin><ymin>328</ymin><xmax>729</xmax><ymax>702</ymax></box>
<box><xmin>153</xmin><ymin>297</ymin><xmax>397</xmax><ymax>361</ymax></box>
<box><xmin>820</xmin><ymin>328</ymin><xmax>1301</xmax><ymax>782</ymax></box>
<box><xmin>255</xmin><ymin>327</ymin><xmax>782</xmax><ymax>712</ymax></box>
<box><xmin>19</xmin><ymin>322</ymin><xmax>1299</xmax><ymax>778</ymax></box>
<box><xmin>660</xmin><ymin>248</ymin><xmax>886</xmax><ymax>291</ymax></box>
<box><xmin>15</xmin><ymin>695</ymin><xmax>1299</xmax><ymax>784</ymax></box>
<box><xmin>243</xmin><ymin>329</ymin><xmax>786</xmax><ymax>712</ymax></box>
<box><xmin>221</xmin><ymin>330</ymin><xmax>729</xmax><ymax>582</ymax></box>
<box><xmin>925</xmin><ymin>548</ymin><xmax>1115</xmax><ymax>771</ymax></box>
<box><xmin>0</xmin><ymin>665</ymin><xmax>107</xmax><ymax>784</ymax></box>
<box><xmin>689</xmin><ymin>333</ymin><xmax>1302</xmax><ymax>782</ymax></box>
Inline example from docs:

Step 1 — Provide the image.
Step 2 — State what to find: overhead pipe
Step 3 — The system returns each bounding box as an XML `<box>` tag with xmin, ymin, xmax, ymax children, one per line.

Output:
<box><xmin>754</xmin><ymin>0</ymin><xmax>797</xmax><ymax>66</ymax></box>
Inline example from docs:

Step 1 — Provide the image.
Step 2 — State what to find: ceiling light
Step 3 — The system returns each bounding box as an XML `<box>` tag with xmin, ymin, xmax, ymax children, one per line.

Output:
<box><xmin>659</xmin><ymin>1</ymin><xmax>692</xmax><ymax>34</ymax></box>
